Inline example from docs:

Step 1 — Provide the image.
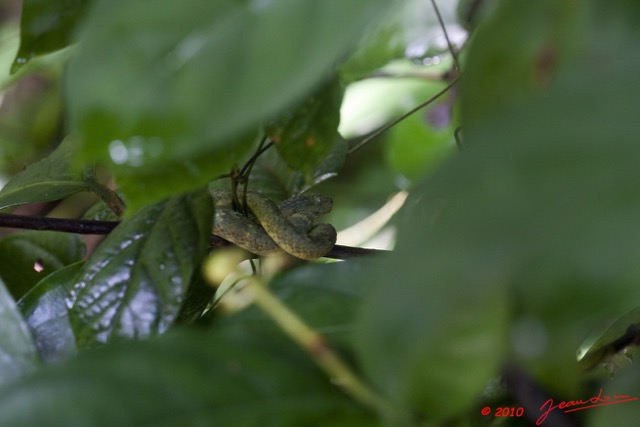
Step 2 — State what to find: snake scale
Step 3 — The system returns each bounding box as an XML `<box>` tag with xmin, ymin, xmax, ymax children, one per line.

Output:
<box><xmin>211</xmin><ymin>190</ymin><xmax>337</xmax><ymax>260</ymax></box>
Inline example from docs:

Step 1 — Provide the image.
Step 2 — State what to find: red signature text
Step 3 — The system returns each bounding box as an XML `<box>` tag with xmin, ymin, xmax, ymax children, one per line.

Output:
<box><xmin>536</xmin><ymin>389</ymin><xmax>637</xmax><ymax>425</ymax></box>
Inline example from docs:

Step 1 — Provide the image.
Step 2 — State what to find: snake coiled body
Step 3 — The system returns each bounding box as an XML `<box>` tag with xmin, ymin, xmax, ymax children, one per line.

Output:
<box><xmin>211</xmin><ymin>190</ymin><xmax>337</xmax><ymax>260</ymax></box>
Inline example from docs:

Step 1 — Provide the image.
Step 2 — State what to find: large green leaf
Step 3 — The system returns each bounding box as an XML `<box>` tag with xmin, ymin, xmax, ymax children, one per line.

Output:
<box><xmin>12</xmin><ymin>0</ymin><xmax>91</xmax><ymax>73</ymax></box>
<box><xmin>0</xmin><ymin>231</ymin><xmax>85</xmax><ymax>299</ymax></box>
<box><xmin>0</xmin><ymin>324</ymin><xmax>375</xmax><ymax>427</ymax></box>
<box><xmin>67</xmin><ymin>190</ymin><xmax>212</xmax><ymax>346</ymax></box>
<box><xmin>357</xmin><ymin>0</ymin><xmax>640</xmax><ymax>419</ymax></box>
<box><xmin>0</xmin><ymin>137</ymin><xmax>91</xmax><ymax>210</ymax></box>
<box><xmin>460</xmin><ymin>0</ymin><xmax>587</xmax><ymax>129</ymax></box>
<box><xmin>18</xmin><ymin>263</ymin><xmax>83</xmax><ymax>363</ymax></box>
<box><xmin>66</xmin><ymin>0</ymin><xmax>396</xmax><ymax>209</ymax></box>
<box><xmin>0</xmin><ymin>277</ymin><xmax>39</xmax><ymax>386</ymax></box>
<box><xmin>355</xmin><ymin>209</ymin><xmax>509</xmax><ymax>422</ymax></box>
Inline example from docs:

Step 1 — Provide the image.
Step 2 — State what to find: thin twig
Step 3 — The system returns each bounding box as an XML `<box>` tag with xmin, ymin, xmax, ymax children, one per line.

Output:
<box><xmin>430</xmin><ymin>0</ymin><xmax>461</xmax><ymax>73</ymax></box>
<box><xmin>348</xmin><ymin>75</ymin><xmax>461</xmax><ymax>154</ymax></box>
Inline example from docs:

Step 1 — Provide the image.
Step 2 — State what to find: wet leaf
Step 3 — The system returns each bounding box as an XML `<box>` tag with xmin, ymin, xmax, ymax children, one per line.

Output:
<box><xmin>12</xmin><ymin>0</ymin><xmax>91</xmax><ymax>72</ymax></box>
<box><xmin>0</xmin><ymin>277</ymin><xmax>39</xmax><ymax>386</ymax></box>
<box><xmin>68</xmin><ymin>190</ymin><xmax>213</xmax><ymax>346</ymax></box>
<box><xmin>18</xmin><ymin>263</ymin><xmax>83</xmax><ymax>364</ymax></box>
<box><xmin>0</xmin><ymin>231</ymin><xmax>85</xmax><ymax>299</ymax></box>
<box><xmin>0</xmin><ymin>137</ymin><xmax>91</xmax><ymax>210</ymax></box>
<box><xmin>0</xmin><ymin>323</ymin><xmax>374</xmax><ymax>427</ymax></box>
<box><xmin>112</xmin><ymin>131</ymin><xmax>258</xmax><ymax>215</ymax></box>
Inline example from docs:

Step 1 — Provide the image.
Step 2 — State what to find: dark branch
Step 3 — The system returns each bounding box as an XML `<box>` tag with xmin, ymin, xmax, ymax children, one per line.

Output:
<box><xmin>0</xmin><ymin>213</ymin><xmax>389</xmax><ymax>259</ymax></box>
<box><xmin>0</xmin><ymin>213</ymin><xmax>119</xmax><ymax>234</ymax></box>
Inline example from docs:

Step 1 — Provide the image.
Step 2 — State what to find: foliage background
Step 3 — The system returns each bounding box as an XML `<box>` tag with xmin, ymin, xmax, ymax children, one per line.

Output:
<box><xmin>0</xmin><ymin>0</ymin><xmax>639</xmax><ymax>426</ymax></box>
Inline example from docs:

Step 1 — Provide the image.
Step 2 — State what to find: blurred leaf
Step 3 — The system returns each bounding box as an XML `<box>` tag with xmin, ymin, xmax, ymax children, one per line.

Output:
<box><xmin>66</xmin><ymin>0</ymin><xmax>396</xmax><ymax>208</ymax></box>
<box><xmin>0</xmin><ymin>137</ymin><xmax>91</xmax><ymax>210</ymax></box>
<box><xmin>459</xmin><ymin>0</ymin><xmax>640</xmax><ymax>394</ymax></box>
<box><xmin>357</xmin><ymin>0</ymin><xmax>640</xmax><ymax>418</ymax></box>
<box><xmin>355</xmin><ymin>207</ymin><xmax>509</xmax><ymax>421</ymax></box>
<box><xmin>0</xmin><ymin>277</ymin><xmax>39</xmax><ymax>386</ymax></box>
<box><xmin>267</xmin><ymin>78</ymin><xmax>343</xmax><ymax>174</ymax></box>
<box><xmin>18</xmin><ymin>263</ymin><xmax>83</xmax><ymax>363</ymax></box>
<box><xmin>68</xmin><ymin>190</ymin><xmax>212</xmax><ymax>346</ymax></box>
<box><xmin>340</xmin><ymin>74</ymin><xmax>448</xmax><ymax>139</ymax></box>
<box><xmin>385</xmin><ymin>111</ymin><xmax>454</xmax><ymax>182</ymax></box>
<box><xmin>112</xmin><ymin>131</ymin><xmax>258</xmax><ymax>214</ymax></box>
<box><xmin>586</xmin><ymin>364</ymin><xmax>640</xmax><ymax>427</ymax></box>
<box><xmin>0</xmin><ymin>231</ymin><xmax>85</xmax><ymax>299</ymax></box>
<box><xmin>231</xmin><ymin>261</ymin><xmax>371</xmax><ymax>347</ymax></box>
<box><xmin>12</xmin><ymin>0</ymin><xmax>91</xmax><ymax>72</ymax></box>
<box><xmin>0</xmin><ymin>323</ymin><xmax>375</xmax><ymax>427</ymax></box>
<box><xmin>461</xmin><ymin>0</ymin><xmax>588</xmax><ymax>129</ymax></box>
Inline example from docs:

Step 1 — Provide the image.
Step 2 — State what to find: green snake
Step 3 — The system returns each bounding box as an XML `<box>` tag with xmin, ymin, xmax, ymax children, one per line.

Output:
<box><xmin>211</xmin><ymin>190</ymin><xmax>337</xmax><ymax>260</ymax></box>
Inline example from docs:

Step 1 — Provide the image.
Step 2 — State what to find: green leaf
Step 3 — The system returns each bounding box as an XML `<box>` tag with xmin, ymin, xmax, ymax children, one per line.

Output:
<box><xmin>460</xmin><ymin>0</ymin><xmax>587</xmax><ymax>129</ymax></box>
<box><xmin>457</xmin><ymin>0</ymin><xmax>640</xmax><ymax>394</ymax></box>
<box><xmin>355</xmin><ymin>1</ymin><xmax>640</xmax><ymax>419</ymax></box>
<box><xmin>267</xmin><ymin>78</ymin><xmax>344</xmax><ymax>174</ymax></box>
<box><xmin>66</xmin><ymin>0</ymin><xmax>396</xmax><ymax>201</ymax></box>
<box><xmin>112</xmin><ymin>131</ymin><xmax>258</xmax><ymax>214</ymax></box>
<box><xmin>355</xmin><ymin>208</ymin><xmax>509</xmax><ymax>421</ymax></box>
<box><xmin>243</xmin><ymin>136</ymin><xmax>348</xmax><ymax>200</ymax></box>
<box><xmin>0</xmin><ymin>231</ymin><xmax>85</xmax><ymax>299</ymax></box>
<box><xmin>586</xmin><ymin>364</ymin><xmax>640</xmax><ymax>427</ymax></box>
<box><xmin>174</xmin><ymin>271</ymin><xmax>215</xmax><ymax>325</ymax></box>
<box><xmin>231</xmin><ymin>261</ymin><xmax>370</xmax><ymax>348</ymax></box>
<box><xmin>0</xmin><ymin>277</ymin><xmax>39</xmax><ymax>385</ymax></box>
<box><xmin>0</xmin><ymin>137</ymin><xmax>91</xmax><ymax>210</ymax></box>
<box><xmin>68</xmin><ymin>190</ymin><xmax>212</xmax><ymax>346</ymax></box>
<box><xmin>12</xmin><ymin>0</ymin><xmax>91</xmax><ymax>73</ymax></box>
<box><xmin>18</xmin><ymin>263</ymin><xmax>83</xmax><ymax>363</ymax></box>
<box><xmin>0</xmin><ymin>324</ymin><xmax>375</xmax><ymax>427</ymax></box>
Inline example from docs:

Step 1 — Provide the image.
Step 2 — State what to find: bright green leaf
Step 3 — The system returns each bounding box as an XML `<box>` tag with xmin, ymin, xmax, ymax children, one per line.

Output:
<box><xmin>68</xmin><ymin>190</ymin><xmax>212</xmax><ymax>346</ymax></box>
<box><xmin>66</xmin><ymin>0</ymin><xmax>396</xmax><ymax>198</ymax></box>
<box><xmin>12</xmin><ymin>0</ymin><xmax>91</xmax><ymax>72</ymax></box>
<box><xmin>0</xmin><ymin>137</ymin><xmax>90</xmax><ymax>210</ymax></box>
<box><xmin>0</xmin><ymin>324</ymin><xmax>374</xmax><ymax>427</ymax></box>
<box><xmin>0</xmin><ymin>231</ymin><xmax>85</xmax><ymax>299</ymax></box>
<box><xmin>0</xmin><ymin>277</ymin><xmax>39</xmax><ymax>385</ymax></box>
<box><xmin>18</xmin><ymin>263</ymin><xmax>83</xmax><ymax>364</ymax></box>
